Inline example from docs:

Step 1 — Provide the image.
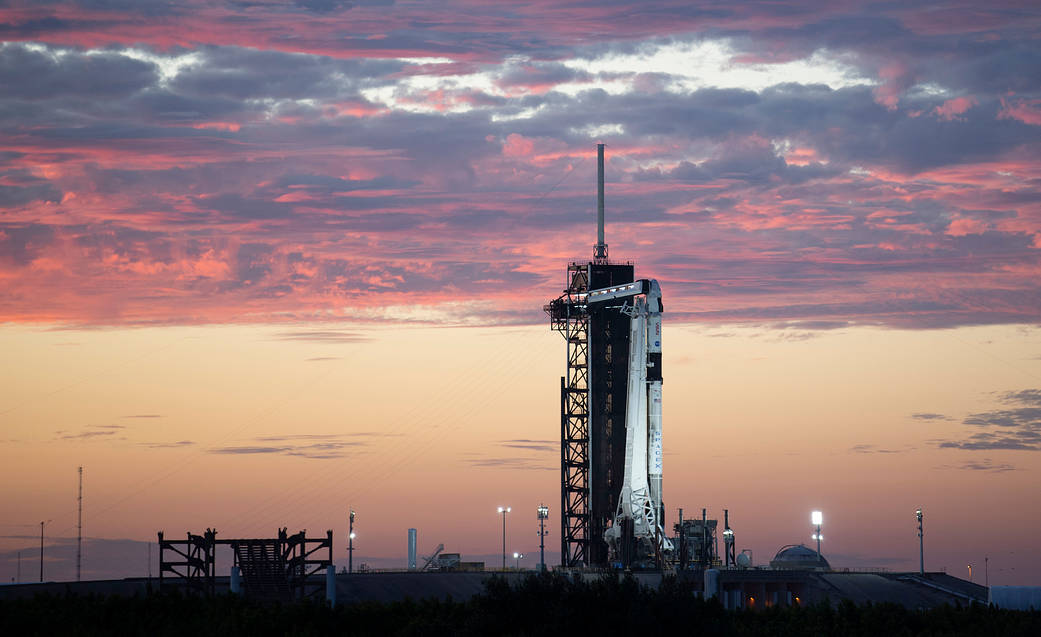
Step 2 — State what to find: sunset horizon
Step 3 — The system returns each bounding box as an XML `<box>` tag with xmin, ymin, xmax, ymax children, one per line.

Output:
<box><xmin>2</xmin><ymin>0</ymin><xmax>1039</xmax><ymax>588</ymax></box>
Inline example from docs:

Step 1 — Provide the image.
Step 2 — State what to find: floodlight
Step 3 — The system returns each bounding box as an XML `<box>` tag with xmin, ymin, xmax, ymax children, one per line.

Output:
<box><xmin>811</xmin><ymin>511</ymin><xmax>823</xmax><ymax>526</ymax></box>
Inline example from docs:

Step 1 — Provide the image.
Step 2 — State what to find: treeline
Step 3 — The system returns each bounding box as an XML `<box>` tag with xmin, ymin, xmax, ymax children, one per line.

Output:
<box><xmin>1</xmin><ymin>573</ymin><xmax>1039</xmax><ymax>636</ymax></box>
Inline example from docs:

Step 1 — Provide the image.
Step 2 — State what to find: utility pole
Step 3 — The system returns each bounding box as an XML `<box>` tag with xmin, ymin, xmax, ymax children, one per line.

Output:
<box><xmin>77</xmin><ymin>466</ymin><xmax>83</xmax><ymax>582</ymax></box>
<box><xmin>348</xmin><ymin>508</ymin><xmax>355</xmax><ymax>574</ymax></box>
<box><xmin>39</xmin><ymin>520</ymin><xmax>48</xmax><ymax>582</ymax></box>
<box><xmin>916</xmin><ymin>508</ymin><xmax>924</xmax><ymax>575</ymax></box>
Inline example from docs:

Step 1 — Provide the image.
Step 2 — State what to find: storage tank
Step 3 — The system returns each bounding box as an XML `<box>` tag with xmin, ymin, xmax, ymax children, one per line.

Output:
<box><xmin>408</xmin><ymin>528</ymin><xmax>417</xmax><ymax>570</ymax></box>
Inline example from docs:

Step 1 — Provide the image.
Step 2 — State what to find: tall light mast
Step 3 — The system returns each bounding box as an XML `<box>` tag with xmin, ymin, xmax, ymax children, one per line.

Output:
<box><xmin>348</xmin><ymin>508</ymin><xmax>355</xmax><ymax>574</ymax></box>
<box><xmin>77</xmin><ymin>466</ymin><xmax>83</xmax><ymax>581</ymax></box>
<box><xmin>917</xmin><ymin>508</ymin><xmax>924</xmax><ymax>574</ymax></box>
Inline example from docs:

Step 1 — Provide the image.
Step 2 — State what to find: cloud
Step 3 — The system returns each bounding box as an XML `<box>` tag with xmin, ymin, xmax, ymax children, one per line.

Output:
<box><xmin>0</xmin><ymin>5</ymin><xmax>1039</xmax><ymax>330</ymax></box>
<box><xmin>849</xmin><ymin>443</ymin><xmax>907</xmax><ymax>454</ymax></box>
<box><xmin>465</xmin><ymin>437</ymin><xmax>559</xmax><ymax>467</ymax></box>
<box><xmin>140</xmin><ymin>440</ymin><xmax>194</xmax><ymax>448</ymax></box>
<box><xmin>123</xmin><ymin>414</ymin><xmax>162</xmax><ymax>419</ymax></box>
<box><xmin>273</xmin><ymin>331</ymin><xmax>371</xmax><ymax>344</ymax></box>
<box><xmin>937</xmin><ymin>458</ymin><xmax>1016</xmax><ymax>473</ymax></box>
<box><xmin>465</xmin><ymin>456</ymin><xmax>555</xmax><ymax>470</ymax></box>
<box><xmin>911</xmin><ymin>413</ymin><xmax>949</xmax><ymax>421</ymax></box>
<box><xmin>58</xmin><ymin>430</ymin><xmax>118</xmax><ymax>440</ymax></box>
<box><xmin>935</xmin><ymin>389</ymin><xmax>1041</xmax><ymax>451</ymax></box>
<box><xmin>499</xmin><ymin>438</ymin><xmax>557</xmax><ymax>452</ymax></box>
<box><xmin>208</xmin><ymin>433</ymin><xmax>372</xmax><ymax>459</ymax></box>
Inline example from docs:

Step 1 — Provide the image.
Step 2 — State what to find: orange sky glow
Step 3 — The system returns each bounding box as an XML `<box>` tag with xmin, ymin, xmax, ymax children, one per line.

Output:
<box><xmin>1</xmin><ymin>0</ymin><xmax>1040</xmax><ymax>585</ymax></box>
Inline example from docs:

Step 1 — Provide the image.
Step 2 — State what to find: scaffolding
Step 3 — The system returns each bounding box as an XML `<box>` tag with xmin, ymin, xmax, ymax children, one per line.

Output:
<box><xmin>158</xmin><ymin>528</ymin><xmax>333</xmax><ymax>601</ymax></box>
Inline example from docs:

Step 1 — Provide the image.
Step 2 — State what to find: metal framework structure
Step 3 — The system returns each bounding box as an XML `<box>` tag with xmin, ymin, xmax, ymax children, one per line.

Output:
<box><xmin>547</xmin><ymin>262</ymin><xmax>590</xmax><ymax>567</ymax></box>
<box><xmin>158</xmin><ymin>528</ymin><xmax>332</xmax><ymax>601</ymax></box>
<box><xmin>546</xmin><ymin>260</ymin><xmax>636</xmax><ymax>567</ymax></box>
<box><xmin>158</xmin><ymin>528</ymin><xmax>218</xmax><ymax>595</ymax></box>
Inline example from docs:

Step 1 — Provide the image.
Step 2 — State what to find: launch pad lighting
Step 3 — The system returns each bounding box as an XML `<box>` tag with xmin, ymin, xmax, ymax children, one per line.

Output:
<box><xmin>811</xmin><ymin>511</ymin><xmax>822</xmax><ymax>526</ymax></box>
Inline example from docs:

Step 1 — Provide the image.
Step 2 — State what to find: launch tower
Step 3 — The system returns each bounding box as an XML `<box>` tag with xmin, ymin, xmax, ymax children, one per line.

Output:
<box><xmin>545</xmin><ymin>145</ymin><xmax>637</xmax><ymax>567</ymax></box>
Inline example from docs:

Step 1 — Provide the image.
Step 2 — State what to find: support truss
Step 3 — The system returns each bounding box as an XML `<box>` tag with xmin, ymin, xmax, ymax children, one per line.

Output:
<box><xmin>546</xmin><ymin>263</ymin><xmax>590</xmax><ymax>567</ymax></box>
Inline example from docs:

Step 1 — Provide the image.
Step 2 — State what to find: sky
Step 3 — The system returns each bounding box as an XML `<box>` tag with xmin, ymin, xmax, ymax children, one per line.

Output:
<box><xmin>1</xmin><ymin>0</ymin><xmax>1039</xmax><ymax>584</ymax></box>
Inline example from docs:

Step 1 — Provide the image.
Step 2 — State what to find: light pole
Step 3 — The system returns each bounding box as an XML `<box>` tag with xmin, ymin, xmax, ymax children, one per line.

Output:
<box><xmin>348</xmin><ymin>508</ymin><xmax>356</xmax><ymax>574</ymax></box>
<box><xmin>513</xmin><ymin>552</ymin><xmax>524</xmax><ymax>570</ymax></box>
<box><xmin>811</xmin><ymin>511</ymin><xmax>823</xmax><ymax>562</ymax></box>
<box><xmin>39</xmin><ymin>519</ymin><xmax>51</xmax><ymax>583</ymax></box>
<box><xmin>498</xmin><ymin>506</ymin><xmax>510</xmax><ymax>571</ymax></box>
<box><xmin>536</xmin><ymin>505</ymin><xmax>549</xmax><ymax>573</ymax></box>
<box><xmin>916</xmin><ymin>508</ymin><xmax>924</xmax><ymax>574</ymax></box>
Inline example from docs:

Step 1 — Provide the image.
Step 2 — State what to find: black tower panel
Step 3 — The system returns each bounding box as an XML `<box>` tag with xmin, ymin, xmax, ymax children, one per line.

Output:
<box><xmin>586</xmin><ymin>262</ymin><xmax>634</xmax><ymax>566</ymax></box>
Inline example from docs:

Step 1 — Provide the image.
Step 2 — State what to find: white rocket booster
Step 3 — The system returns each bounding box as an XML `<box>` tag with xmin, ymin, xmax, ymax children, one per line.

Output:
<box><xmin>596</xmin><ymin>279</ymin><xmax>672</xmax><ymax>561</ymax></box>
<box><xmin>646</xmin><ymin>281</ymin><xmax>663</xmax><ymax>523</ymax></box>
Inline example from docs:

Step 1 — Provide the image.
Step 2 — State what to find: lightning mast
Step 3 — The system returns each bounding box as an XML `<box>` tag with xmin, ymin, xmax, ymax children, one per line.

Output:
<box><xmin>594</xmin><ymin>144</ymin><xmax>608</xmax><ymax>262</ymax></box>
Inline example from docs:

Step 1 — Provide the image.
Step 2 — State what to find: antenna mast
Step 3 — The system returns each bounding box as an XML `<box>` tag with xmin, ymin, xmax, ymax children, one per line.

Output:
<box><xmin>77</xmin><ymin>466</ymin><xmax>83</xmax><ymax>581</ymax></box>
<box><xmin>593</xmin><ymin>143</ymin><xmax>609</xmax><ymax>262</ymax></box>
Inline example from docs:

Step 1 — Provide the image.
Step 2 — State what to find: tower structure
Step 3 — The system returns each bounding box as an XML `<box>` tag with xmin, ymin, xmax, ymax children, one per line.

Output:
<box><xmin>546</xmin><ymin>144</ymin><xmax>635</xmax><ymax>567</ymax></box>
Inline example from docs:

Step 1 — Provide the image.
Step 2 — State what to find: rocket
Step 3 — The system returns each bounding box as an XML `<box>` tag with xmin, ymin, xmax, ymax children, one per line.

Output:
<box><xmin>588</xmin><ymin>279</ymin><xmax>672</xmax><ymax>564</ymax></box>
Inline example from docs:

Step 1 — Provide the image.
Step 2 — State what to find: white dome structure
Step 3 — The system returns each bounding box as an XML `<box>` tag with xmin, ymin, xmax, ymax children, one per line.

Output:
<box><xmin>769</xmin><ymin>544</ymin><xmax>830</xmax><ymax>570</ymax></box>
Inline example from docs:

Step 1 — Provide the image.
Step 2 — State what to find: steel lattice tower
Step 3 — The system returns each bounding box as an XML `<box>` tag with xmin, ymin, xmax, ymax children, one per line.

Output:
<box><xmin>545</xmin><ymin>145</ymin><xmax>634</xmax><ymax>567</ymax></box>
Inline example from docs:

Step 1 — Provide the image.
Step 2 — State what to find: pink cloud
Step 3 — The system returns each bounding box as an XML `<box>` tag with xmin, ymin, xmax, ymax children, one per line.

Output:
<box><xmin>502</xmin><ymin>134</ymin><xmax>535</xmax><ymax>158</ymax></box>
<box><xmin>934</xmin><ymin>96</ymin><xmax>977</xmax><ymax>121</ymax></box>
<box><xmin>873</xmin><ymin>61</ymin><xmax>912</xmax><ymax>110</ymax></box>
<box><xmin>946</xmin><ymin>217</ymin><xmax>988</xmax><ymax>236</ymax></box>
<box><xmin>999</xmin><ymin>98</ymin><xmax>1041</xmax><ymax>126</ymax></box>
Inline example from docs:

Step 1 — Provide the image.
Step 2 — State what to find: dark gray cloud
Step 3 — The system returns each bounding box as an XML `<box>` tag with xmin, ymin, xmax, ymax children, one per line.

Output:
<box><xmin>0</xmin><ymin>43</ymin><xmax>157</xmax><ymax>100</ymax></box>
<box><xmin>169</xmin><ymin>46</ymin><xmax>402</xmax><ymax>100</ymax></box>
<box><xmin>0</xmin><ymin>223</ymin><xmax>57</xmax><ymax>266</ymax></box>
<box><xmin>0</xmin><ymin>172</ymin><xmax>63</xmax><ymax>208</ymax></box>
<box><xmin>936</xmin><ymin>389</ymin><xmax>1041</xmax><ymax>451</ymax></box>
<box><xmin>911</xmin><ymin>413</ymin><xmax>949</xmax><ymax>421</ymax></box>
